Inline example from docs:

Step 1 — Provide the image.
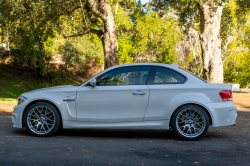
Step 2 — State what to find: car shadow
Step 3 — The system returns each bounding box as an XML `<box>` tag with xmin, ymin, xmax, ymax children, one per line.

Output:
<box><xmin>11</xmin><ymin>126</ymin><xmax>236</xmax><ymax>141</ymax></box>
<box><xmin>12</xmin><ymin>127</ymin><xmax>182</xmax><ymax>140</ymax></box>
<box><xmin>56</xmin><ymin>129</ymin><xmax>179</xmax><ymax>140</ymax></box>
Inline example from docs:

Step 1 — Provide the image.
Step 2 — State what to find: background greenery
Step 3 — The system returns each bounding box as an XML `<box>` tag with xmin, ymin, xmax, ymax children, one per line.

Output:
<box><xmin>0</xmin><ymin>0</ymin><xmax>250</xmax><ymax>105</ymax></box>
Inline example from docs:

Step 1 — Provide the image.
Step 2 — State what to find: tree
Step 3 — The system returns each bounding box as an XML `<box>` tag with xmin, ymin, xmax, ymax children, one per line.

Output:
<box><xmin>84</xmin><ymin>0</ymin><xmax>119</xmax><ymax>68</ymax></box>
<box><xmin>56</xmin><ymin>0</ymin><xmax>120</xmax><ymax>69</ymax></box>
<box><xmin>0</xmin><ymin>0</ymin><xmax>119</xmax><ymax>69</ymax></box>
<box><xmin>150</xmin><ymin>0</ymin><xmax>250</xmax><ymax>83</ymax></box>
<box><xmin>221</xmin><ymin>0</ymin><xmax>250</xmax><ymax>87</ymax></box>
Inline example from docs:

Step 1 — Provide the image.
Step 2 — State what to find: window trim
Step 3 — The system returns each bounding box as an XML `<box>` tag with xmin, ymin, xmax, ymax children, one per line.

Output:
<box><xmin>147</xmin><ymin>66</ymin><xmax>187</xmax><ymax>85</ymax></box>
<box><xmin>95</xmin><ymin>66</ymin><xmax>152</xmax><ymax>86</ymax></box>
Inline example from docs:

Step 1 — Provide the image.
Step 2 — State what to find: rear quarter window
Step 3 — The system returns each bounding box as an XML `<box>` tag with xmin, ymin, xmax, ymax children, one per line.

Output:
<box><xmin>148</xmin><ymin>67</ymin><xmax>186</xmax><ymax>84</ymax></box>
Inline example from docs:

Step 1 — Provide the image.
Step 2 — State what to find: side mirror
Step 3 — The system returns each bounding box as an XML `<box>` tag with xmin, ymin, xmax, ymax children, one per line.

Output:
<box><xmin>90</xmin><ymin>78</ymin><xmax>97</xmax><ymax>87</ymax></box>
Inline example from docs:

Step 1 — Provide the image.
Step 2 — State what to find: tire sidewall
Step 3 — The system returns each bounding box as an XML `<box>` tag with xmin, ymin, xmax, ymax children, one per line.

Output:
<box><xmin>171</xmin><ymin>104</ymin><xmax>210</xmax><ymax>141</ymax></box>
<box><xmin>24</xmin><ymin>102</ymin><xmax>61</xmax><ymax>137</ymax></box>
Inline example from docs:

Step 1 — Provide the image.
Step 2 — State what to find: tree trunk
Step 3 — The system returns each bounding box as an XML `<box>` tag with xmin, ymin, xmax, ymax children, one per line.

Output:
<box><xmin>33</xmin><ymin>60</ymin><xmax>38</xmax><ymax>77</ymax></box>
<box><xmin>196</xmin><ymin>2</ymin><xmax>224</xmax><ymax>83</ymax></box>
<box><xmin>86</xmin><ymin>0</ymin><xmax>119</xmax><ymax>69</ymax></box>
<box><xmin>38</xmin><ymin>39</ymin><xmax>48</xmax><ymax>76</ymax></box>
<box><xmin>102</xmin><ymin>11</ymin><xmax>119</xmax><ymax>69</ymax></box>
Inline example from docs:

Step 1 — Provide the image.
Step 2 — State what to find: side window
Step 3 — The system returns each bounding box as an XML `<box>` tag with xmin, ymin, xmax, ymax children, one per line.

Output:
<box><xmin>149</xmin><ymin>67</ymin><xmax>186</xmax><ymax>84</ymax></box>
<box><xmin>97</xmin><ymin>67</ymin><xmax>151</xmax><ymax>86</ymax></box>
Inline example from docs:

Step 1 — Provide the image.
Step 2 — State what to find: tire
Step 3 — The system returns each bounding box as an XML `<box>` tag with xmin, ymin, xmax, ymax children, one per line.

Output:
<box><xmin>171</xmin><ymin>104</ymin><xmax>210</xmax><ymax>141</ymax></box>
<box><xmin>24</xmin><ymin>102</ymin><xmax>61</xmax><ymax>137</ymax></box>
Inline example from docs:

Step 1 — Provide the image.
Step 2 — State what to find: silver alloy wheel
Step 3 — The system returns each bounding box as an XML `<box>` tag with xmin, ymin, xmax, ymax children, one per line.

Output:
<box><xmin>27</xmin><ymin>105</ymin><xmax>56</xmax><ymax>135</ymax></box>
<box><xmin>176</xmin><ymin>108</ymin><xmax>206</xmax><ymax>138</ymax></box>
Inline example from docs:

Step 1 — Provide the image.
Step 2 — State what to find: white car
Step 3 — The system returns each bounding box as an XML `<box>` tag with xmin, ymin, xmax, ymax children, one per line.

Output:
<box><xmin>12</xmin><ymin>63</ymin><xmax>237</xmax><ymax>140</ymax></box>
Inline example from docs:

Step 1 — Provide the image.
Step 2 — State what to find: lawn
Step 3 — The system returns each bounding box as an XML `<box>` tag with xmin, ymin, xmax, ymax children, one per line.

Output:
<box><xmin>0</xmin><ymin>63</ymin><xmax>80</xmax><ymax>107</ymax></box>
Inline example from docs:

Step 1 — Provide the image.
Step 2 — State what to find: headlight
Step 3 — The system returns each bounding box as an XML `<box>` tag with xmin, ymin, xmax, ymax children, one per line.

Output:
<box><xmin>17</xmin><ymin>96</ymin><xmax>27</xmax><ymax>105</ymax></box>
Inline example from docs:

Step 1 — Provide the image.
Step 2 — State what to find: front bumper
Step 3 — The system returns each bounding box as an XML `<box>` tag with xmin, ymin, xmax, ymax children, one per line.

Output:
<box><xmin>12</xmin><ymin>100</ymin><xmax>29</xmax><ymax>128</ymax></box>
<box><xmin>204</xmin><ymin>102</ymin><xmax>237</xmax><ymax>127</ymax></box>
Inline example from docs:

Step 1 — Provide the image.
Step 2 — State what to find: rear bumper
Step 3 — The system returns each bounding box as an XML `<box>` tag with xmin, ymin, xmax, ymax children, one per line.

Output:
<box><xmin>204</xmin><ymin>102</ymin><xmax>237</xmax><ymax>127</ymax></box>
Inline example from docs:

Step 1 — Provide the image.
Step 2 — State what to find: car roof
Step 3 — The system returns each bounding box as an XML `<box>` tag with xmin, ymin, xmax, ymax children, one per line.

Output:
<box><xmin>108</xmin><ymin>63</ymin><xmax>178</xmax><ymax>70</ymax></box>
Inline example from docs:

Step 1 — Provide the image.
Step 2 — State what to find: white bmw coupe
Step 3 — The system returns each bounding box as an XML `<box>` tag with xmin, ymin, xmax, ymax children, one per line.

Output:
<box><xmin>12</xmin><ymin>63</ymin><xmax>237</xmax><ymax>140</ymax></box>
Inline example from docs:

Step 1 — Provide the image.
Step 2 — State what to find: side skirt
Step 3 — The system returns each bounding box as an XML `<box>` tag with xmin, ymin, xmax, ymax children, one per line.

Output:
<box><xmin>62</xmin><ymin>120</ymin><xmax>170</xmax><ymax>130</ymax></box>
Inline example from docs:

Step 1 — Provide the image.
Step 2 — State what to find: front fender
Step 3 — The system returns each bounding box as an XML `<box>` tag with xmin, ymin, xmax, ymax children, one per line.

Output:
<box><xmin>22</xmin><ymin>91</ymin><xmax>77</xmax><ymax>121</ymax></box>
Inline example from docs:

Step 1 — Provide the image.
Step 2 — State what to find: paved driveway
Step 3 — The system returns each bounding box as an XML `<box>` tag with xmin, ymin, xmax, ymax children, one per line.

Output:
<box><xmin>0</xmin><ymin>110</ymin><xmax>249</xmax><ymax>166</ymax></box>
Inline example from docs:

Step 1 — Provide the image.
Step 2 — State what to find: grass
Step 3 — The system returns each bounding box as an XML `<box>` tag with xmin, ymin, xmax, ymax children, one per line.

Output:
<box><xmin>0</xmin><ymin>98</ymin><xmax>17</xmax><ymax>105</ymax></box>
<box><xmin>0</xmin><ymin>63</ymin><xmax>81</xmax><ymax>105</ymax></box>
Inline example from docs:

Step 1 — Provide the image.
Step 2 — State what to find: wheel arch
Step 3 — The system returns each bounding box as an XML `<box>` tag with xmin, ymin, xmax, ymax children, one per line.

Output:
<box><xmin>22</xmin><ymin>100</ymin><xmax>63</xmax><ymax>128</ymax></box>
<box><xmin>169</xmin><ymin>103</ymin><xmax>213</xmax><ymax>128</ymax></box>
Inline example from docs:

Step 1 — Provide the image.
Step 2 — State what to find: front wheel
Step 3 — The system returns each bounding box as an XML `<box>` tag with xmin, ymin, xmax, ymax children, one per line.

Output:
<box><xmin>171</xmin><ymin>105</ymin><xmax>210</xmax><ymax>141</ymax></box>
<box><xmin>24</xmin><ymin>102</ymin><xmax>61</xmax><ymax>137</ymax></box>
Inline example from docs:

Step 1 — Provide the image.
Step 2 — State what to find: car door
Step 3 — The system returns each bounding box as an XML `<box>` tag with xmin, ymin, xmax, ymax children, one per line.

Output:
<box><xmin>76</xmin><ymin>66</ymin><xmax>151</xmax><ymax>122</ymax></box>
<box><xmin>144</xmin><ymin>66</ymin><xmax>187</xmax><ymax>121</ymax></box>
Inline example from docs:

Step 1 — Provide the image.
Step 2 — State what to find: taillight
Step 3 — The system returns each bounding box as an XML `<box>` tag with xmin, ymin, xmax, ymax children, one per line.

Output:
<box><xmin>219</xmin><ymin>90</ymin><xmax>232</xmax><ymax>101</ymax></box>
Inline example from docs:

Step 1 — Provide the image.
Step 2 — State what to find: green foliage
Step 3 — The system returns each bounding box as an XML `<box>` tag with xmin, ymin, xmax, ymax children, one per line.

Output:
<box><xmin>132</xmin><ymin>10</ymin><xmax>181</xmax><ymax>64</ymax></box>
<box><xmin>223</xmin><ymin>21</ymin><xmax>250</xmax><ymax>87</ymax></box>
<box><xmin>56</xmin><ymin>8</ymin><xmax>104</xmax><ymax>66</ymax></box>
<box><xmin>2</xmin><ymin>0</ymin><xmax>250</xmax><ymax>86</ymax></box>
<box><xmin>59</xmin><ymin>41</ymin><xmax>82</xmax><ymax>69</ymax></box>
<box><xmin>114</xmin><ymin>1</ymin><xmax>135</xmax><ymax>64</ymax></box>
<box><xmin>10</xmin><ymin>37</ymin><xmax>52</xmax><ymax>75</ymax></box>
<box><xmin>118</xmin><ymin>37</ymin><xmax>134</xmax><ymax>64</ymax></box>
<box><xmin>0</xmin><ymin>0</ymin><xmax>81</xmax><ymax>75</ymax></box>
<box><xmin>221</xmin><ymin>1</ymin><xmax>250</xmax><ymax>87</ymax></box>
<box><xmin>44</xmin><ymin>36</ymin><xmax>57</xmax><ymax>54</ymax></box>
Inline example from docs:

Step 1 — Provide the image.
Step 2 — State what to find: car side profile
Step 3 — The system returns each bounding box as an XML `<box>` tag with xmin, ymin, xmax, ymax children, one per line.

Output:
<box><xmin>12</xmin><ymin>63</ymin><xmax>237</xmax><ymax>140</ymax></box>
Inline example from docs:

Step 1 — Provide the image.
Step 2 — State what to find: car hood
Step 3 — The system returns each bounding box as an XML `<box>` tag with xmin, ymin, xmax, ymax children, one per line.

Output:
<box><xmin>22</xmin><ymin>85</ymin><xmax>80</xmax><ymax>97</ymax></box>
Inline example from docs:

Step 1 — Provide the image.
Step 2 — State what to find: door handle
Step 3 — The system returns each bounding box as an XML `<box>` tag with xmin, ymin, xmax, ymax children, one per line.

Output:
<box><xmin>132</xmin><ymin>91</ymin><xmax>146</xmax><ymax>95</ymax></box>
<box><xmin>63</xmin><ymin>99</ymin><xmax>75</xmax><ymax>101</ymax></box>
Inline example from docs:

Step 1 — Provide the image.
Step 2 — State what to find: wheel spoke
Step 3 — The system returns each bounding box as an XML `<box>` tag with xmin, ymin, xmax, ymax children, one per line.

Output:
<box><xmin>47</xmin><ymin>118</ymin><xmax>54</xmax><ymax>121</ymax></box>
<box><xmin>35</xmin><ymin>107</ymin><xmax>42</xmax><ymax>115</ymax></box>
<box><xmin>32</xmin><ymin>109</ymin><xmax>40</xmax><ymax>117</ymax></box>
<box><xmin>46</xmin><ymin>123</ymin><xmax>53</xmax><ymax>126</ymax></box>
<box><xmin>192</xmin><ymin>126</ymin><xmax>197</xmax><ymax>134</ymax></box>
<box><xmin>45</xmin><ymin>107</ymin><xmax>48</xmax><ymax>116</ymax></box>
<box><xmin>28</xmin><ymin>118</ymin><xmax>38</xmax><ymax>120</ymax></box>
<box><xmin>185</xmin><ymin>126</ymin><xmax>190</xmax><ymax>134</ymax></box>
<box><xmin>47</xmin><ymin>115</ymin><xmax>53</xmax><ymax>119</ymax></box>
<box><xmin>45</xmin><ymin>123</ymin><xmax>50</xmax><ymax>130</ymax></box>
<box><xmin>195</xmin><ymin>121</ymin><xmax>205</xmax><ymax>124</ymax></box>
<box><xmin>31</xmin><ymin>120</ymin><xmax>38</xmax><ymax>124</ymax></box>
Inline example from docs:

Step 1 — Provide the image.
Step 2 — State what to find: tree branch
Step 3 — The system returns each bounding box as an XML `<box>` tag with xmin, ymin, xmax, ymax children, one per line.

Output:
<box><xmin>85</xmin><ymin>4</ymin><xmax>105</xmax><ymax>32</ymax></box>
<box><xmin>196</xmin><ymin>2</ymin><xmax>204</xmax><ymax>33</ymax></box>
<box><xmin>86</xmin><ymin>0</ymin><xmax>105</xmax><ymax>19</ymax></box>
<box><xmin>63</xmin><ymin>29</ymin><xmax>104</xmax><ymax>38</ymax></box>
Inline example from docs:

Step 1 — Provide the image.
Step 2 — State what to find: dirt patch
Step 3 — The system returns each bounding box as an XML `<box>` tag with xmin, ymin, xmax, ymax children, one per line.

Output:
<box><xmin>0</xmin><ymin>105</ymin><xmax>14</xmax><ymax>116</ymax></box>
<box><xmin>233</xmin><ymin>93</ymin><xmax>250</xmax><ymax>107</ymax></box>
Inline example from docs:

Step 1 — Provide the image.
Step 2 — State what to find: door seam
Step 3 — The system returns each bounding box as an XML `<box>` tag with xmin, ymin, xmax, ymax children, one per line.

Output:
<box><xmin>143</xmin><ymin>85</ymin><xmax>150</xmax><ymax>121</ymax></box>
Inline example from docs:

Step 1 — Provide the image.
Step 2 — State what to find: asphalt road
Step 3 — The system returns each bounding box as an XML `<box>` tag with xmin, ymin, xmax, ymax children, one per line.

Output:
<box><xmin>0</xmin><ymin>111</ymin><xmax>250</xmax><ymax>166</ymax></box>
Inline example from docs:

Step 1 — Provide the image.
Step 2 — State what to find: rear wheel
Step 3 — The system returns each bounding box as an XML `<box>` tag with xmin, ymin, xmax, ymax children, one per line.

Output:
<box><xmin>171</xmin><ymin>105</ymin><xmax>210</xmax><ymax>141</ymax></box>
<box><xmin>24</xmin><ymin>102</ymin><xmax>61</xmax><ymax>137</ymax></box>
